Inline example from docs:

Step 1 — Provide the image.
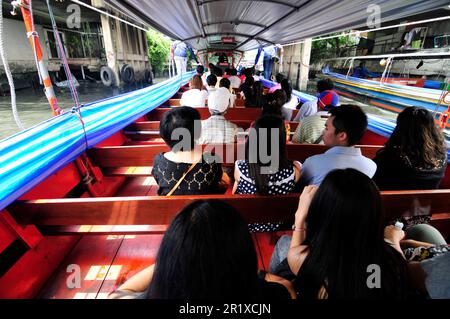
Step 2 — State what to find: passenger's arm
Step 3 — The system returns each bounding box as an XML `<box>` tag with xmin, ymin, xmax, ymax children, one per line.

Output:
<box><xmin>264</xmin><ymin>273</ymin><xmax>297</xmax><ymax>299</ymax></box>
<box><xmin>232</xmin><ymin>164</ymin><xmax>240</xmax><ymax>194</ymax></box>
<box><xmin>116</xmin><ymin>264</ymin><xmax>155</xmax><ymax>293</ymax></box>
<box><xmin>290</xmin><ymin>186</ymin><xmax>317</xmax><ymax>248</ymax></box>
<box><xmin>384</xmin><ymin>225</ymin><xmax>406</xmax><ymax>257</ymax></box>
<box><xmin>401</xmin><ymin>239</ymin><xmax>435</xmax><ymax>249</ymax></box>
<box><xmin>293</xmin><ymin>161</ymin><xmax>302</xmax><ymax>183</ymax></box>
<box><xmin>288</xmin><ymin>186</ymin><xmax>317</xmax><ymax>273</ymax></box>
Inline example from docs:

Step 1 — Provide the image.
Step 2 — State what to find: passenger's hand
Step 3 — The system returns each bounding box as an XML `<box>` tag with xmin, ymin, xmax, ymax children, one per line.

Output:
<box><xmin>384</xmin><ymin>225</ymin><xmax>405</xmax><ymax>245</ymax></box>
<box><xmin>295</xmin><ymin>185</ymin><xmax>318</xmax><ymax>223</ymax></box>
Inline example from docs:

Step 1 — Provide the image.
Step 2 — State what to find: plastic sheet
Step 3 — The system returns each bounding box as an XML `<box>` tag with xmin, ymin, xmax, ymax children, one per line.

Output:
<box><xmin>0</xmin><ymin>72</ymin><xmax>194</xmax><ymax>211</ymax></box>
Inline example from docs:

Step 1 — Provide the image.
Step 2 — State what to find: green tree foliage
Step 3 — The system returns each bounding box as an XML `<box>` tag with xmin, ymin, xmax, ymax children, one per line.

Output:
<box><xmin>146</xmin><ymin>29</ymin><xmax>171</xmax><ymax>76</ymax></box>
<box><xmin>311</xmin><ymin>34</ymin><xmax>358</xmax><ymax>63</ymax></box>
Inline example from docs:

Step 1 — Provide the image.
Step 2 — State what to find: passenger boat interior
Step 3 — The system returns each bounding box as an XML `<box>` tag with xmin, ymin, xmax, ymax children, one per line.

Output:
<box><xmin>1</xmin><ymin>0</ymin><xmax>450</xmax><ymax>300</ymax></box>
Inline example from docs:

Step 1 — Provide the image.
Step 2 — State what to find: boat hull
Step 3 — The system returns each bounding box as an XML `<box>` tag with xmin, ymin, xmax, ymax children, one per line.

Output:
<box><xmin>323</xmin><ymin>69</ymin><xmax>450</xmax><ymax>128</ymax></box>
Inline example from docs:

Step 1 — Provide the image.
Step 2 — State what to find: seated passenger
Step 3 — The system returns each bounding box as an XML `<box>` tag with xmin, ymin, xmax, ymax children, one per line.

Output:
<box><xmin>270</xmin><ymin>169</ymin><xmax>409</xmax><ymax>299</ymax></box>
<box><xmin>240</xmin><ymin>76</ymin><xmax>255</xmax><ymax>103</ymax></box>
<box><xmin>291</xmin><ymin>109</ymin><xmax>330</xmax><ymax>144</ymax></box>
<box><xmin>233</xmin><ymin>115</ymin><xmax>301</xmax><ymax>195</ymax></box>
<box><xmin>109</xmin><ymin>200</ymin><xmax>293</xmax><ymax>299</ymax></box>
<box><xmin>233</xmin><ymin>115</ymin><xmax>301</xmax><ymax>232</ymax></box>
<box><xmin>241</xmin><ymin>78</ymin><xmax>264</xmax><ymax>108</ymax></box>
<box><xmin>199</xmin><ymin>85</ymin><xmax>239</xmax><ymax>144</ymax></box>
<box><xmin>196</xmin><ymin>65</ymin><xmax>204</xmax><ymax>77</ymax></box>
<box><xmin>211</xmin><ymin>66</ymin><xmax>224</xmax><ymax>88</ymax></box>
<box><xmin>228</xmin><ymin>68</ymin><xmax>242</xmax><ymax>89</ymax></box>
<box><xmin>152</xmin><ymin>107</ymin><xmax>223</xmax><ymax>196</ymax></box>
<box><xmin>206</xmin><ymin>74</ymin><xmax>218</xmax><ymax>93</ymax></box>
<box><xmin>268</xmin><ymin>73</ymin><xmax>286</xmax><ymax>93</ymax></box>
<box><xmin>293</xmin><ymin>79</ymin><xmax>339</xmax><ymax>122</ymax></box>
<box><xmin>385</xmin><ymin>224</ymin><xmax>449</xmax><ymax>299</ymax></box>
<box><xmin>300</xmin><ymin>105</ymin><xmax>377</xmax><ymax>186</ymax></box>
<box><xmin>216</xmin><ymin>77</ymin><xmax>236</xmax><ymax>108</ymax></box>
<box><xmin>280</xmin><ymin>79</ymin><xmax>298</xmax><ymax>121</ymax></box>
<box><xmin>373</xmin><ymin>107</ymin><xmax>447</xmax><ymax>190</ymax></box>
<box><xmin>201</xmin><ymin>63</ymin><xmax>215</xmax><ymax>85</ymax></box>
<box><xmin>180</xmin><ymin>75</ymin><xmax>208</xmax><ymax>108</ymax></box>
<box><xmin>351</xmin><ymin>61</ymin><xmax>379</xmax><ymax>79</ymax></box>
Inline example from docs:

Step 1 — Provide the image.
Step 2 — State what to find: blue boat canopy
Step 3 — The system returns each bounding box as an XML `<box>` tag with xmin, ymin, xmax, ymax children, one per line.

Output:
<box><xmin>0</xmin><ymin>72</ymin><xmax>194</xmax><ymax>211</ymax></box>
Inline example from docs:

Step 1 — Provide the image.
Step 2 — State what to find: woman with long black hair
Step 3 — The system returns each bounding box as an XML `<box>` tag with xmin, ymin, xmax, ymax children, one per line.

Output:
<box><xmin>373</xmin><ymin>107</ymin><xmax>447</xmax><ymax>190</ymax></box>
<box><xmin>270</xmin><ymin>168</ymin><xmax>409</xmax><ymax>299</ymax></box>
<box><xmin>109</xmin><ymin>200</ymin><xmax>293</xmax><ymax>299</ymax></box>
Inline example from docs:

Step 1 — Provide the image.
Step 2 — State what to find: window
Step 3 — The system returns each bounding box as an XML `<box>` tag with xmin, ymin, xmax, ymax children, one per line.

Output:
<box><xmin>45</xmin><ymin>30</ymin><xmax>68</xmax><ymax>59</ymax></box>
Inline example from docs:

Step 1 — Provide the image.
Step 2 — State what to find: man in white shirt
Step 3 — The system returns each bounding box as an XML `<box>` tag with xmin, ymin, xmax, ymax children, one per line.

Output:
<box><xmin>208</xmin><ymin>78</ymin><xmax>235</xmax><ymax>109</ymax></box>
<box><xmin>206</xmin><ymin>74</ymin><xmax>218</xmax><ymax>95</ymax></box>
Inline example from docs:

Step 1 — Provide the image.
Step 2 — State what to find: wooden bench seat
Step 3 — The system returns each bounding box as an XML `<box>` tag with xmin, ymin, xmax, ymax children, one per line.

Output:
<box><xmin>9</xmin><ymin>191</ymin><xmax>450</xmax><ymax>236</ymax></box>
<box><xmin>124</xmin><ymin>120</ymin><xmax>301</xmax><ymax>141</ymax></box>
<box><xmin>160</xmin><ymin>98</ymin><xmax>248</xmax><ymax>108</ymax></box>
<box><xmin>88</xmin><ymin>144</ymin><xmax>382</xmax><ymax>171</ymax></box>
<box><xmin>147</xmin><ymin>107</ymin><xmax>299</xmax><ymax>121</ymax></box>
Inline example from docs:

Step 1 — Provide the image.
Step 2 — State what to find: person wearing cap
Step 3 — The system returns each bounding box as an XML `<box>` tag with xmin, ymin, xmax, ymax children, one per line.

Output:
<box><xmin>317</xmin><ymin>90</ymin><xmax>339</xmax><ymax>111</ymax></box>
<box><xmin>198</xmin><ymin>79</ymin><xmax>239</xmax><ymax>144</ymax></box>
<box><xmin>293</xmin><ymin>79</ymin><xmax>339</xmax><ymax>122</ymax></box>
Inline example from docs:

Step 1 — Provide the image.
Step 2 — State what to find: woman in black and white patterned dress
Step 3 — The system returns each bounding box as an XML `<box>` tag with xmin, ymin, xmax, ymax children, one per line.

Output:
<box><xmin>232</xmin><ymin>115</ymin><xmax>302</xmax><ymax>232</ymax></box>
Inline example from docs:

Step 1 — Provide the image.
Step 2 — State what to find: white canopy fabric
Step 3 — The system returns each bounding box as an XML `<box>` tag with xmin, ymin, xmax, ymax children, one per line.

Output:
<box><xmin>105</xmin><ymin>0</ymin><xmax>450</xmax><ymax>51</ymax></box>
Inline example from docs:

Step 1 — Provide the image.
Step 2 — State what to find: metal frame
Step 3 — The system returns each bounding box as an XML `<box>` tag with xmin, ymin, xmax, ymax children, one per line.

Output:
<box><xmin>198</xmin><ymin>0</ymin><xmax>297</xmax><ymax>8</ymax></box>
<box><xmin>183</xmin><ymin>32</ymin><xmax>273</xmax><ymax>44</ymax></box>
<box><xmin>235</xmin><ymin>0</ymin><xmax>314</xmax><ymax>50</ymax></box>
<box><xmin>203</xmin><ymin>20</ymin><xmax>266</xmax><ymax>29</ymax></box>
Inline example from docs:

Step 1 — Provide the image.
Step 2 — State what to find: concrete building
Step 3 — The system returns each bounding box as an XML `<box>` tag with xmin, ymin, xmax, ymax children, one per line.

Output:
<box><xmin>279</xmin><ymin>6</ymin><xmax>450</xmax><ymax>84</ymax></box>
<box><xmin>0</xmin><ymin>0</ymin><xmax>151</xmax><ymax>92</ymax></box>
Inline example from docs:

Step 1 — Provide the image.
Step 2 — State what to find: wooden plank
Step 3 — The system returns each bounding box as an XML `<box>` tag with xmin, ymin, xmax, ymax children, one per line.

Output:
<box><xmin>98</xmin><ymin>234</ymin><xmax>164</xmax><ymax>296</ymax></box>
<box><xmin>19</xmin><ymin>162</ymin><xmax>81</xmax><ymax>200</ymax></box>
<box><xmin>125</xmin><ymin>120</ymin><xmax>299</xmax><ymax>135</ymax></box>
<box><xmin>147</xmin><ymin>107</ymin><xmax>269</xmax><ymax>121</ymax></box>
<box><xmin>40</xmin><ymin>225</ymin><xmax>168</xmax><ymax>236</ymax></box>
<box><xmin>115</xmin><ymin>176</ymin><xmax>157</xmax><ymax>197</ymax></box>
<box><xmin>88</xmin><ymin>144</ymin><xmax>382</xmax><ymax>168</ymax></box>
<box><xmin>0</xmin><ymin>216</ymin><xmax>18</xmax><ymax>254</ymax></box>
<box><xmin>37</xmin><ymin>235</ymin><xmax>124</xmax><ymax>299</ymax></box>
<box><xmin>0</xmin><ymin>211</ymin><xmax>42</xmax><ymax>249</ymax></box>
<box><xmin>9</xmin><ymin>190</ymin><xmax>450</xmax><ymax>229</ymax></box>
<box><xmin>11</xmin><ymin>194</ymin><xmax>298</xmax><ymax>226</ymax></box>
<box><xmin>0</xmin><ymin>236</ymin><xmax>79</xmax><ymax>299</ymax></box>
<box><xmin>168</xmin><ymin>99</ymin><xmax>180</xmax><ymax>107</ymax></box>
<box><xmin>103</xmin><ymin>167</ymin><xmax>153</xmax><ymax>177</ymax></box>
<box><xmin>236</xmin><ymin>99</ymin><xmax>246</xmax><ymax>107</ymax></box>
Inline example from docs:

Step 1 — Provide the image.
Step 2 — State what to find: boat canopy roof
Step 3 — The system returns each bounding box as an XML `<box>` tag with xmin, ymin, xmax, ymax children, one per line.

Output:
<box><xmin>105</xmin><ymin>0</ymin><xmax>450</xmax><ymax>52</ymax></box>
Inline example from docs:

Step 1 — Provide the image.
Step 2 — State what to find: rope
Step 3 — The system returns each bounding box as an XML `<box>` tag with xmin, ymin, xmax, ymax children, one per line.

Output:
<box><xmin>0</xmin><ymin>0</ymin><xmax>24</xmax><ymax>130</ymax></box>
<box><xmin>45</xmin><ymin>0</ymin><xmax>81</xmax><ymax>110</ymax></box>
<box><xmin>45</xmin><ymin>0</ymin><xmax>89</xmax><ymax>156</ymax></box>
